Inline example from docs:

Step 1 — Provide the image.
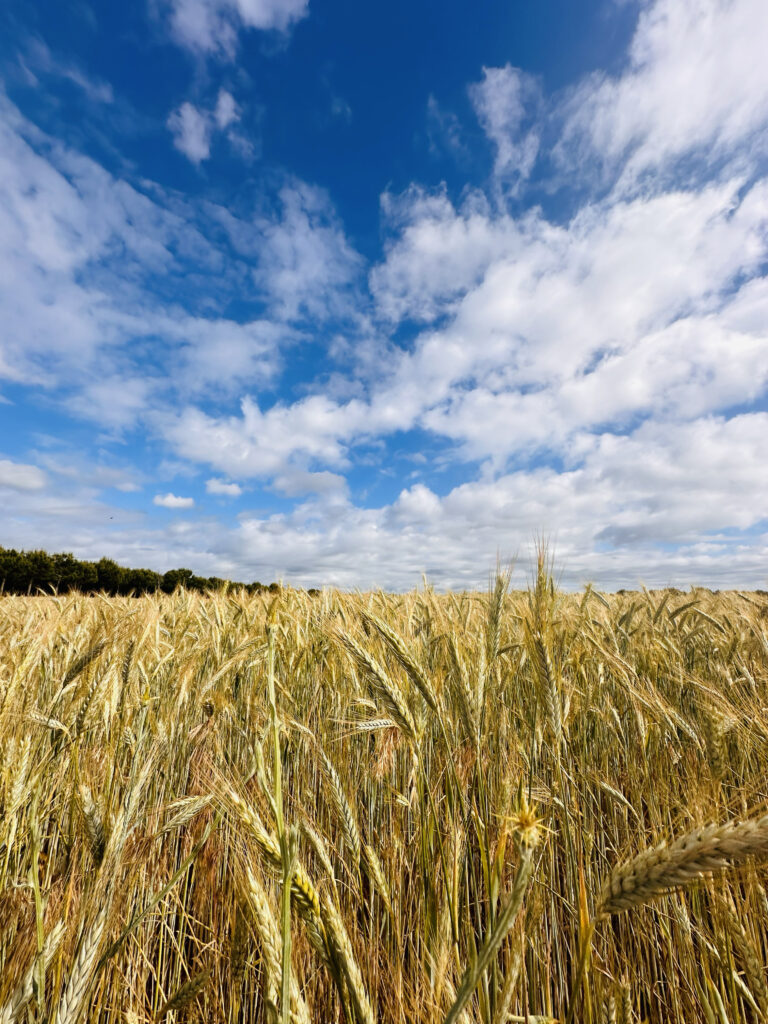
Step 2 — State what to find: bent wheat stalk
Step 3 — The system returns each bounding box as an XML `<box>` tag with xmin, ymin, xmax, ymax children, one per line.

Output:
<box><xmin>568</xmin><ymin>811</ymin><xmax>768</xmax><ymax>1024</ymax></box>
<box><xmin>0</xmin><ymin>920</ymin><xmax>66</xmax><ymax>1024</ymax></box>
<box><xmin>598</xmin><ymin>812</ymin><xmax>768</xmax><ymax>916</ymax></box>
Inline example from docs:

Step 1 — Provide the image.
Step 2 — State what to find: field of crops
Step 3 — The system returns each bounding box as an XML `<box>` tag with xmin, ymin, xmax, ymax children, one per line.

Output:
<box><xmin>2</xmin><ymin>568</ymin><xmax>768</xmax><ymax>1023</ymax></box>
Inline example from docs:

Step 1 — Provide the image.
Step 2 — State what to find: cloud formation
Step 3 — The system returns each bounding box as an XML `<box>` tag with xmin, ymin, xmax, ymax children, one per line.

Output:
<box><xmin>2</xmin><ymin>0</ymin><xmax>768</xmax><ymax>590</ymax></box>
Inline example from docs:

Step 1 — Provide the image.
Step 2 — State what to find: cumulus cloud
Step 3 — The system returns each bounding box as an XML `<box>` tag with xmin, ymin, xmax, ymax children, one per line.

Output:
<box><xmin>0</xmin><ymin>95</ymin><xmax>313</xmax><ymax>420</ymax></box>
<box><xmin>166</xmin><ymin>0</ymin><xmax>309</xmax><ymax>55</ymax></box>
<box><xmin>214</xmin><ymin>89</ymin><xmax>239</xmax><ymax>128</ymax></box>
<box><xmin>204</xmin><ymin>412</ymin><xmax>768</xmax><ymax>589</ymax></box>
<box><xmin>206</xmin><ymin>477</ymin><xmax>242</xmax><ymax>496</ymax></box>
<box><xmin>4</xmin><ymin>0</ymin><xmax>768</xmax><ymax>589</ymax></box>
<box><xmin>249</xmin><ymin>182</ymin><xmax>364</xmax><ymax>322</ymax></box>
<box><xmin>3</xmin><ymin>411</ymin><xmax>767</xmax><ymax>590</ymax></box>
<box><xmin>202</xmin><ymin>174</ymin><xmax>768</xmax><ymax>480</ymax></box>
<box><xmin>167</xmin><ymin>91</ymin><xmax>243</xmax><ymax>164</ymax></box>
<box><xmin>167</xmin><ymin>102</ymin><xmax>212</xmax><ymax>163</ymax></box>
<box><xmin>0</xmin><ymin>458</ymin><xmax>46</xmax><ymax>491</ymax></box>
<box><xmin>154</xmin><ymin>492</ymin><xmax>195</xmax><ymax>508</ymax></box>
<box><xmin>161</xmin><ymin>394</ymin><xmax>366</xmax><ymax>480</ymax></box>
<box><xmin>150</xmin><ymin>0</ymin><xmax>768</xmax><ymax>589</ymax></box>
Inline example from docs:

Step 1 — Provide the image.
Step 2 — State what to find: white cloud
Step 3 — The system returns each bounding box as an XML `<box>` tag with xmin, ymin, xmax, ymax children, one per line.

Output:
<box><xmin>0</xmin><ymin>95</ymin><xmax>300</xmax><ymax>421</ymax></box>
<box><xmin>212</xmin><ymin>412</ymin><xmax>768</xmax><ymax>590</ymax></box>
<box><xmin>206</xmin><ymin>477</ymin><xmax>242</xmax><ymax>496</ymax></box>
<box><xmin>66</xmin><ymin>376</ymin><xmax>156</xmax><ymax>432</ymax></box>
<box><xmin>249</xmin><ymin>181</ymin><xmax>363</xmax><ymax>322</ymax></box>
<box><xmin>167</xmin><ymin>90</ymin><xmax>244</xmax><ymax>166</ymax></box>
<box><xmin>4</xmin><ymin>0</ymin><xmax>768</xmax><ymax>589</ymax></box>
<box><xmin>37</xmin><ymin>453</ymin><xmax>142</xmax><ymax>493</ymax></box>
<box><xmin>158</xmin><ymin>315</ymin><xmax>286</xmax><ymax>393</ymax></box>
<box><xmin>2</xmin><ymin>411</ymin><xmax>767</xmax><ymax>590</ymax></box>
<box><xmin>469</xmin><ymin>65</ymin><xmax>540</xmax><ymax>187</ymax></box>
<box><xmin>272</xmin><ymin>469</ymin><xmax>348</xmax><ymax>498</ymax></box>
<box><xmin>214</xmin><ymin>89</ymin><xmax>239</xmax><ymax>129</ymax></box>
<box><xmin>0</xmin><ymin>458</ymin><xmax>46</xmax><ymax>491</ymax></box>
<box><xmin>162</xmin><ymin>394</ymin><xmax>366</xmax><ymax>480</ymax></box>
<box><xmin>157</xmin><ymin>14</ymin><xmax>768</xmax><ymax>585</ymax></box>
<box><xmin>167</xmin><ymin>102</ymin><xmax>212</xmax><ymax>164</ymax></box>
<box><xmin>154</xmin><ymin>492</ymin><xmax>195</xmax><ymax>508</ymax></box>
<box><xmin>372</xmin><ymin>185</ymin><xmax>506</xmax><ymax>323</ymax></box>
<box><xmin>166</xmin><ymin>0</ymin><xmax>309</xmax><ymax>55</ymax></box>
<box><xmin>557</xmin><ymin>0</ymin><xmax>768</xmax><ymax>186</ymax></box>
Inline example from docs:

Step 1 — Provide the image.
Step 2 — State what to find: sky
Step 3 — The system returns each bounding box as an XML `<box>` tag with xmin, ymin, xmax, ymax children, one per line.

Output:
<box><xmin>1</xmin><ymin>0</ymin><xmax>767</xmax><ymax>591</ymax></box>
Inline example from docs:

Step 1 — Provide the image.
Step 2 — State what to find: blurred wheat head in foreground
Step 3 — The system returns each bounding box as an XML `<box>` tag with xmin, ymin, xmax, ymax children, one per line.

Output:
<box><xmin>1</xmin><ymin>567</ymin><xmax>768</xmax><ymax>1023</ymax></box>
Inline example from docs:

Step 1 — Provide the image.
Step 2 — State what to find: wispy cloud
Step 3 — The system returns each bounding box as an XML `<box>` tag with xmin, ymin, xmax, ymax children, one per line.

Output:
<box><xmin>426</xmin><ymin>95</ymin><xmax>466</xmax><ymax>159</ymax></box>
<box><xmin>469</xmin><ymin>65</ymin><xmax>541</xmax><ymax>189</ymax></box>
<box><xmin>164</xmin><ymin>0</ymin><xmax>309</xmax><ymax>56</ymax></box>
<box><xmin>250</xmin><ymin>181</ymin><xmax>364</xmax><ymax>322</ymax></box>
<box><xmin>555</xmin><ymin>0</ymin><xmax>768</xmax><ymax>188</ymax></box>
<box><xmin>0</xmin><ymin>94</ymin><xmax>338</xmax><ymax>426</ymax></box>
<box><xmin>18</xmin><ymin>38</ymin><xmax>114</xmax><ymax>103</ymax></box>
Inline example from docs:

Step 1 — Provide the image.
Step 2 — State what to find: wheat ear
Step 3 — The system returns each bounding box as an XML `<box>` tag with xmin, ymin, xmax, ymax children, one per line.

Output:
<box><xmin>154</xmin><ymin>970</ymin><xmax>211</xmax><ymax>1020</ymax></box>
<box><xmin>0</xmin><ymin>920</ymin><xmax>66</xmax><ymax>1024</ymax></box>
<box><xmin>320</xmin><ymin>749</ymin><xmax>361</xmax><ymax>865</ymax></box>
<box><xmin>57</xmin><ymin>903</ymin><xmax>109</xmax><ymax>1024</ymax></box>
<box><xmin>360</xmin><ymin>611</ymin><xmax>438</xmax><ymax>711</ymax></box>
<box><xmin>330</xmin><ymin>627</ymin><xmax>418</xmax><ymax>744</ymax></box>
<box><xmin>319</xmin><ymin>892</ymin><xmax>376</xmax><ymax>1024</ymax></box>
<box><xmin>599</xmin><ymin>812</ymin><xmax>768</xmax><ymax>915</ymax></box>
<box><xmin>241</xmin><ymin>863</ymin><xmax>312</xmax><ymax>1024</ymax></box>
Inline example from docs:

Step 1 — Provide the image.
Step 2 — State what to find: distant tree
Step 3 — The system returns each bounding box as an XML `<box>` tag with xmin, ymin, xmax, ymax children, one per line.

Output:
<box><xmin>0</xmin><ymin>545</ymin><xmax>281</xmax><ymax>596</ymax></box>
<box><xmin>0</xmin><ymin>548</ymin><xmax>25</xmax><ymax>592</ymax></box>
<box><xmin>123</xmin><ymin>568</ymin><xmax>162</xmax><ymax>595</ymax></box>
<box><xmin>52</xmin><ymin>552</ymin><xmax>97</xmax><ymax>592</ymax></box>
<box><xmin>25</xmin><ymin>550</ymin><xmax>55</xmax><ymax>593</ymax></box>
<box><xmin>97</xmin><ymin>557</ymin><xmax>126</xmax><ymax>594</ymax></box>
<box><xmin>161</xmin><ymin>568</ymin><xmax>194</xmax><ymax>593</ymax></box>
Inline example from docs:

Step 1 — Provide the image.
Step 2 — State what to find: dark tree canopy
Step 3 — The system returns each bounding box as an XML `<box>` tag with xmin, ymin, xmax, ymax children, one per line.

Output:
<box><xmin>0</xmin><ymin>546</ymin><xmax>285</xmax><ymax>596</ymax></box>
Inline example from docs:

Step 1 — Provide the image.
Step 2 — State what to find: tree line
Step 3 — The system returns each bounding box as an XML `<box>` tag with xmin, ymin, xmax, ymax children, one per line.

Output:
<box><xmin>0</xmin><ymin>546</ymin><xmax>283</xmax><ymax>596</ymax></box>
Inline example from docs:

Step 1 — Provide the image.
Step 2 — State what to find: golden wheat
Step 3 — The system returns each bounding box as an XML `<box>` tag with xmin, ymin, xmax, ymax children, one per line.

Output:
<box><xmin>0</xmin><ymin>580</ymin><xmax>767</xmax><ymax>1023</ymax></box>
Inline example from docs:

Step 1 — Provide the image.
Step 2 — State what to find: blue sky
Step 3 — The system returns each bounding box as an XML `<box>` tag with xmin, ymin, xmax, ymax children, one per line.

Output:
<box><xmin>1</xmin><ymin>0</ymin><xmax>767</xmax><ymax>590</ymax></box>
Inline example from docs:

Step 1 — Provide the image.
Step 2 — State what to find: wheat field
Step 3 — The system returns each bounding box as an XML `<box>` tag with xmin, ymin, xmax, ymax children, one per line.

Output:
<box><xmin>2</xmin><ymin>567</ymin><xmax>768</xmax><ymax>1023</ymax></box>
